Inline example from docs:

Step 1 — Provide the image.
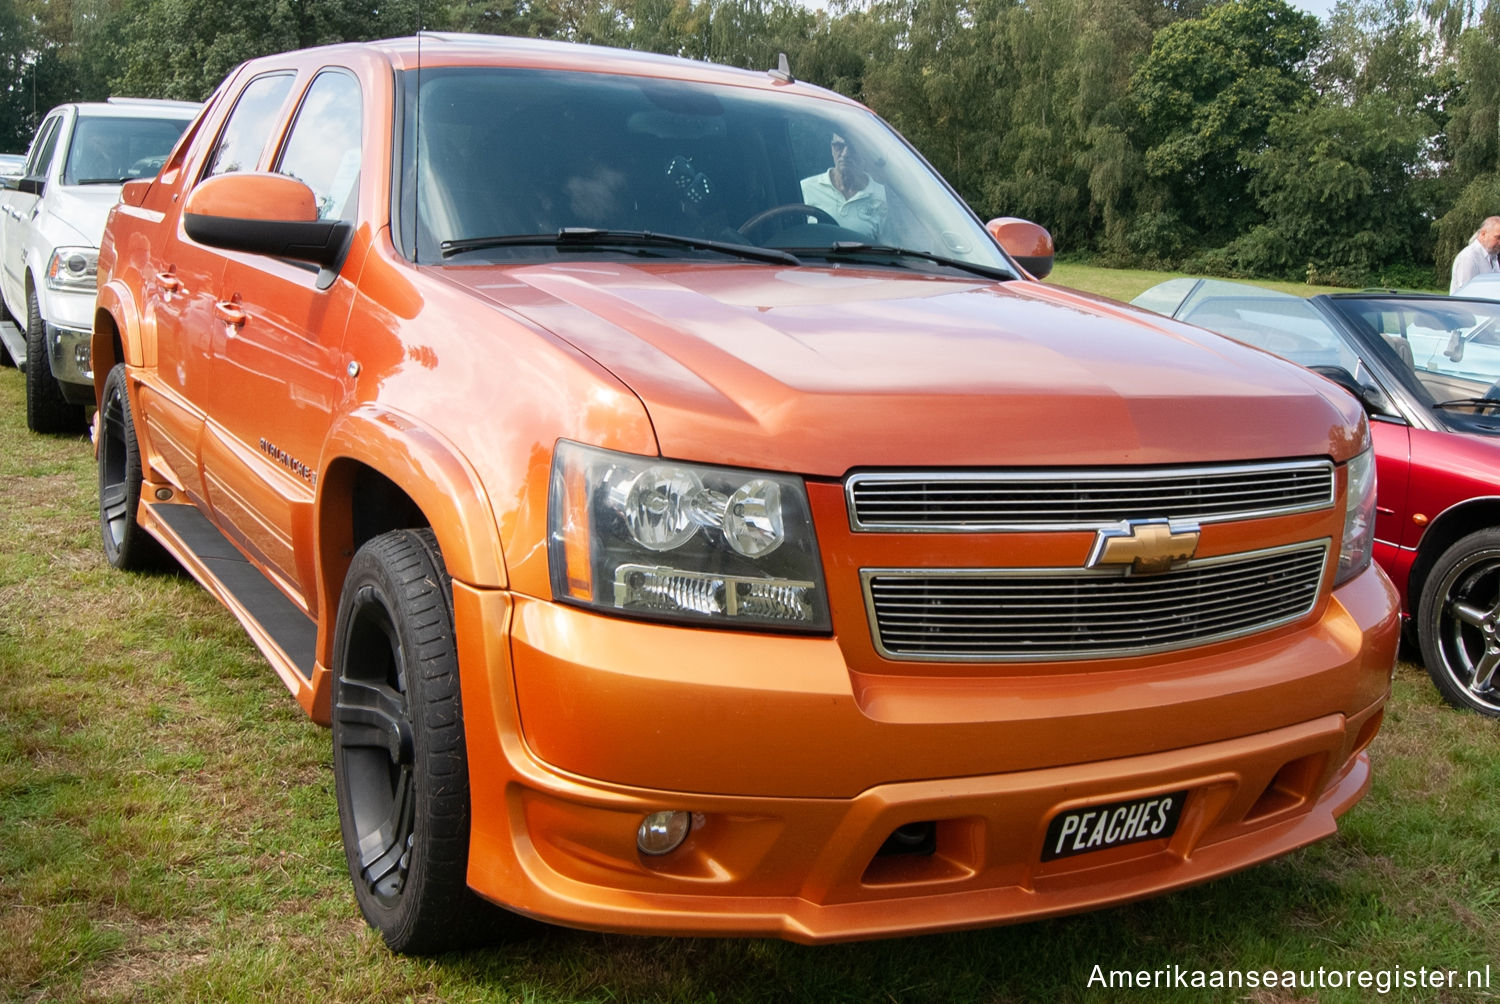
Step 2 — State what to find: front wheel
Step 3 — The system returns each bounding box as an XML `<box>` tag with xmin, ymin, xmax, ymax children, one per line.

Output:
<box><xmin>98</xmin><ymin>363</ymin><xmax>166</xmax><ymax>571</ymax></box>
<box><xmin>1416</xmin><ymin>527</ymin><xmax>1500</xmax><ymax>716</ymax></box>
<box><xmin>23</xmin><ymin>285</ymin><xmax>85</xmax><ymax>434</ymax></box>
<box><xmin>331</xmin><ymin>528</ymin><xmax>495</xmax><ymax>953</ymax></box>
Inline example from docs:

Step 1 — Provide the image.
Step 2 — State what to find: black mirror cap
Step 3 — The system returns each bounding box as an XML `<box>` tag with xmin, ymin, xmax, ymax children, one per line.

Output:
<box><xmin>183</xmin><ymin>214</ymin><xmax>353</xmax><ymax>288</ymax></box>
<box><xmin>1013</xmin><ymin>254</ymin><xmax>1053</xmax><ymax>279</ymax></box>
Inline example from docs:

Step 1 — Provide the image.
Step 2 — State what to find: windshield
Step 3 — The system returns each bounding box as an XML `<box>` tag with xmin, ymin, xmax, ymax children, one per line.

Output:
<box><xmin>1173</xmin><ymin>280</ymin><xmax>1363</xmax><ymax>373</ymax></box>
<box><xmin>401</xmin><ymin>66</ymin><xmax>1014</xmax><ymax>276</ymax></box>
<box><xmin>64</xmin><ymin>114</ymin><xmax>191</xmax><ymax>185</ymax></box>
<box><xmin>1325</xmin><ymin>295</ymin><xmax>1500</xmax><ymax>433</ymax></box>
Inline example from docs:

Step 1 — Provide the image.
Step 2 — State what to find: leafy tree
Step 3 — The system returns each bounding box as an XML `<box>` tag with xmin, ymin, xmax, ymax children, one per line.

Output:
<box><xmin>108</xmin><ymin>0</ymin><xmax>421</xmax><ymax>100</ymax></box>
<box><xmin>1432</xmin><ymin>1</ymin><xmax>1500</xmax><ymax>277</ymax></box>
<box><xmin>1240</xmin><ymin>94</ymin><xmax>1432</xmax><ymax>283</ymax></box>
<box><xmin>1130</xmin><ymin>0</ymin><xmax>1321</xmax><ymax>247</ymax></box>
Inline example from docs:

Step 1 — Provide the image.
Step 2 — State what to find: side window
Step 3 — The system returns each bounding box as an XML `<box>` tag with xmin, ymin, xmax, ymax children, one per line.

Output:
<box><xmin>204</xmin><ymin>72</ymin><xmax>296</xmax><ymax>178</ymax></box>
<box><xmin>25</xmin><ymin>116</ymin><xmax>63</xmax><ymax>179</ymax></box>
<box><xmin>276</xmin><ymin>71</ymin><xmax>362</xmax><ymax>221</ymax></box>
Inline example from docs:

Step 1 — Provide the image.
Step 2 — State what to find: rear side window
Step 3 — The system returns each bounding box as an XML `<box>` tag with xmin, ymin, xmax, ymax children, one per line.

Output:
<box><xmin>276</xmin><ymin>70</ymin><xmax>362</xmax><ymax>222</ymax></box>
<box><xmin>204</xmin><ymin>72</ymin><xmax>295</xmax><ymax>177</ymax></box>
<box><xmin>25</xmin><ymin>116</ymin><xmax>63</xmax><ymax>179</ymax></box>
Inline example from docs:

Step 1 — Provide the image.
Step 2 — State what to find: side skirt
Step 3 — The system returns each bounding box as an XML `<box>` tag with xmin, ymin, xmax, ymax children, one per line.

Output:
<box><xmin>142</xmin><ymin>499</ymin><xmax>327</xmax><ymax>721</ymax></box>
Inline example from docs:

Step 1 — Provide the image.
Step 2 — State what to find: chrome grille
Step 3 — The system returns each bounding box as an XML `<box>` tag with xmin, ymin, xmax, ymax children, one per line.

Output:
<box><xmin>864</xmin><ymin>542</ymin><xmax>1329</xmax><ymax>661</ymax></box>
<box><xmin>847</xmin><ymin>461</ymin><xmax>1335</xmax><ymax>531</ymax></box>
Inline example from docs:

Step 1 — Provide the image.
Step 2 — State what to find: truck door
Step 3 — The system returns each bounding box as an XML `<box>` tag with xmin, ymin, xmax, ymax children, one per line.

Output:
<box><xmin>1</xmin><ymin>113</ymin><xmax>63</xmax><ymax>318</ymax></box>
<box><xmin>199</xmin><ymin>69</ymin><xmax>363</xmax><ymax>611</ymax></box>
<box><xmin>142</xmin><ymin>72</ymin><xmax>297</xmax><ymax>503</ymax></box>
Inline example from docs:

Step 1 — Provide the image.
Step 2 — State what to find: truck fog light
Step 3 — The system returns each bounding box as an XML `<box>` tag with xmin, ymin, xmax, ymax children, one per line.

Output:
<box><xmin>637</xmin><ymin>810</ymin><xmax>691</xmax><ymax>856</ymax></box>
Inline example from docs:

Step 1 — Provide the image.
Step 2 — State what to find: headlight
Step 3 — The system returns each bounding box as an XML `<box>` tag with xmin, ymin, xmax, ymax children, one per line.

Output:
<box><xmin>45</xmin><ymin>246</ymin><xmax>99</xmax><ymax>292</ymax></box>
<box><xmin>1335</xmin><ymin>447</ymin><xmax>1376</xmax><ymax>585</ymax></box>
<box><xmin>548</xmin><ymin>441</ymin><xmax>830</xmax><ymax>631</ymax></box>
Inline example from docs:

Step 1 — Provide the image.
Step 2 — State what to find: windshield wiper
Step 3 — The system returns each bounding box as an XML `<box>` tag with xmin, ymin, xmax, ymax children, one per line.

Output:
<box><xmin>790</xmin><ymin>241</ymin><xmax>1017</xmax><ymax>281</ymax></box>
<box><xmin>441</xmin><ymin>228</ymin><xmax>801</xmax><ymax>266</ymax></box>
<box><xmin>1433</xmin><ymin>397</ymin><xmax>1500</xmax><ymax>412</ymax></box>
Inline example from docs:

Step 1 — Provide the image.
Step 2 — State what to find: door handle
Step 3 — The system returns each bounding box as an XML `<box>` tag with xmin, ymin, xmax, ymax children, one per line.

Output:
<box><xmin>156</xmin><ymin>272</ymin><xmax>182</xmax><ymax>293</ymax></box>
<box><xmin>215</xmin><ymin>300</ymin><xmax>246</xmax><ymax>327</ymax></box>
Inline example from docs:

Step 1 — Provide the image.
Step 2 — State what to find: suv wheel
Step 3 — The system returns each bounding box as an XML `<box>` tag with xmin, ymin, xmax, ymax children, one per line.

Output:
<box><xmin>1417</xmin><ymin>528</ymin><xmax>1500</xmax><ymax>717</ymax></box>
<box><xmin>331</xmin><ymin>528</ymin><xmax>496</xmax><ymax>953</ymax></box>
<box><xmin>24</xmin><ymin>285</ymin><xmax>84</xmax><ymax>434</ymax></box>
<box><xmin>98</xmin><ymin>363</ymin><xmax>167</xmax><ymax>571</ymax></box>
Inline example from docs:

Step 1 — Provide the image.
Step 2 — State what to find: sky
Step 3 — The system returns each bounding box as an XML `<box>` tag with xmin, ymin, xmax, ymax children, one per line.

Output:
<box><xmin>1288</xmin><ymin>0</ymin><xmax>1339</xmax><ymax>19</ymax></box>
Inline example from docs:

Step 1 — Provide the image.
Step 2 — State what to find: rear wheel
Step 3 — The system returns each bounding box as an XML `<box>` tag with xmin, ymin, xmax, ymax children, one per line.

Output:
<box><xmin>23</xmin><ymin>285</ymin><xmax>84</xmax><ymax>434</ymax></box>
<box><xmin>98</xmin><ymin>363</ymin><xmax>166</xmax><ymax>571</ymax></box>
<box><xmin>1416</xmin><ymin>528</ymin><xmax>1500</xmax><ymax>716</ymax></box>
<box><xmin>331</xmin><ymin>528</ymin><xmax>495</xmax><ymax>953</ymax></box>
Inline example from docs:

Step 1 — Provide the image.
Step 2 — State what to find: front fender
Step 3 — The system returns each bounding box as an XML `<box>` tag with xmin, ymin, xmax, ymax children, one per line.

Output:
<box><xmin>317</xmin><ymin>404</ymin><xmax>509</xmax><ymax>621</ymax></box>
<box><xmin>93</xmin><ymin>278</ymin><xmax>145</xmax><ymax>400</ymax></box>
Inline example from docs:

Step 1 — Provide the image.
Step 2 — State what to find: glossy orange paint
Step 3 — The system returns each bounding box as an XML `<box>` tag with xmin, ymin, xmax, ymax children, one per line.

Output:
<box><xmin>184</xmin><ymin>172</ymin><xmax>319</xmax><ymax>221</ymax></box>
<box><xmin>94</xmin><ymin>35</ymin><xmax>1398</xmax><ymax>945</ymax></box>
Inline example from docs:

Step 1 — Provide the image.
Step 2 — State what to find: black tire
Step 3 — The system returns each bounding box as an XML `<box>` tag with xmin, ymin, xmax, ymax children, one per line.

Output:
<box><xmin>23</xmin><ymin>285</ymin><xmax>85</xmax><ymax>434</ymax></box>
<box><xmin>1416</xmin><ymin>527</ymin><xmax>1500</xmax><ymax>717</ymax></box>
<box><xmin>331</xmin><ymin>528</ymin><xmax>493</xmax><ymax>953</ymax></box>
<box><xmin>98</xmin><ymin>363</ymin><xmax>167</xmax><ymax>571</ymax></box>
<box><xmin>0</xmin><ymin>297</ymin><xmax>16</xmax><ymax>366</ymax></box>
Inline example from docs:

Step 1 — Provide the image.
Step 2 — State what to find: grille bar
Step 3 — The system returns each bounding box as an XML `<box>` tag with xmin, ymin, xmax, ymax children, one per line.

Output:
<box><xmin>863</xmin><ymin>542</ymin><xmax>1329</xmax><ymax>661</ymax></box>
<box><xmin>848</xmin><ymin>461</ymin><xmax>1335</xmax><ymax>531</ymax></box>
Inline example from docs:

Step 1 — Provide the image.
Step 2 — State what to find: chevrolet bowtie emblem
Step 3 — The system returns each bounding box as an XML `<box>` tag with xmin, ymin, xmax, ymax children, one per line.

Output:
<box><xmin>1088</xmin><ymin>519</ymin><xmax>1201</xmax><ymax>575</ymax></box>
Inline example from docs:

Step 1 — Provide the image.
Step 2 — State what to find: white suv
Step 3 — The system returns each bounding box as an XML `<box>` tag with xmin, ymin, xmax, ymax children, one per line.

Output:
<box><xmin>0</xmin><ymin>98</ymin><xmax>198</xmax><ymax>432</ymax></box>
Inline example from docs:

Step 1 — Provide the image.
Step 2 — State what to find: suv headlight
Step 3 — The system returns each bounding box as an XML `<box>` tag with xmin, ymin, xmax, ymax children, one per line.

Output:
<box><xmin>45</xmin><ymin>246</ymin><xmax>99</xmax><ymax>292</ymax></box>
<box><xmin>1335</xmin><ymin>447</ymin><xmax>1376</xmax><ymax>586</ymax></box>
<box><xmin>548</xmin><ymin>441</ymin><xmax>830</xmax><ymax>631</ymax></box>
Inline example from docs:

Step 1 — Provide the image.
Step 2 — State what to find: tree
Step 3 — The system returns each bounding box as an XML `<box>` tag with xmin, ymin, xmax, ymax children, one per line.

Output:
<box><xmin>1241</xmin><ymin>94</ymin><xmax>1432</xmax><ymax>283</ymax></box>
<box><xmin>1130</xmin><ymin>0</ymin><xmax>1321</xmax><ymax>246</ymax></box>
<box><xmin>109</xmin><ymin>0</ymin><xmax>422</xmax><ymax>100</ymax></box>
<box><xmin>1431</xmin><ymin>1</ymin><xmax>1500</xmax><ymax>277</ymax></box>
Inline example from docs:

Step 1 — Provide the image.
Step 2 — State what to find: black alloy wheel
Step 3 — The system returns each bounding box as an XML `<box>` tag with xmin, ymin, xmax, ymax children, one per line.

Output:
<box><xmin>1417</xmin><ymin>528</ymin><xmax>1500</xmax><ymax>717</ymax></box>
<box><xmin>331</xmin><ymin>528</ymin><xmax>495</xmax><ymax>953</ymax></box>
<box><xmin>98</xmin><ymin>363</ymin><xmax>166</xmax><ymax>571</ymax></box>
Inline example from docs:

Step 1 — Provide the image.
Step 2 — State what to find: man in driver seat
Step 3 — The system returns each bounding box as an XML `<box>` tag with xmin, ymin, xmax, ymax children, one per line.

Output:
<box><xmin>801</xmin><ymin>132</ymin><xmax>887</xmax><ymax>240</ymax></box>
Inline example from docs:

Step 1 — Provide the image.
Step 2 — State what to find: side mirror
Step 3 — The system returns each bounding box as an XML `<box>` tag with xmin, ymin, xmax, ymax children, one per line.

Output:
<box><xmin>183</xmin><ymin>172</ymin><xmax>351</xmax><ymax>288</ymax></box>
<box><xmin>16</xmin><ymin>176</ymin><xmax>45</xmax><ymax>197</ymax></box>
<box><xmin>986</xmin><ymin>217</ymin><xmax>1054</xmax><ymax>279</ymax></box>
<box><xmin>120</xmin><ymin>178</ymin><xmax>152</xmax><ymax>208</ymax></box>
<box><xmin>1309</xmin><ymin>365</ymin><xmax>1390</xmax><ymax>417</ymax></box>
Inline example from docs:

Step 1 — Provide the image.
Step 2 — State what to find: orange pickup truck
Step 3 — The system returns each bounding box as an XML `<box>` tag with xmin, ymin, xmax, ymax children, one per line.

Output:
<box><xmin>94</xmin><ymin>35</ymin><xmax>1399</xmax><ymax>954</ymax></box>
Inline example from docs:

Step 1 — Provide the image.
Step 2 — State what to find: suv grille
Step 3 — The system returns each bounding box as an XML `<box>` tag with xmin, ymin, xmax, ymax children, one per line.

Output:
<box><xmin>847</xmin><ymin>461</ymin><xmax>1335</xmax><ymax>531</ymax></box>
<box><xmin>863</xmin><ymin>542</ymin><xmax>1329</xmax><ymax>661</ymax></box>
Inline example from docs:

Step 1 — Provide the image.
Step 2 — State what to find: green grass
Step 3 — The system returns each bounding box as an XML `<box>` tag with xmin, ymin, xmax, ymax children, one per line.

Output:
<box><xmin>1046</xmin><ymin>261</ymin><xmax>1385</xmax><ymax>304</ymax></box>
<box><xmin>2</xmin><ymin>267</ymin><xmax>1498</xmax><ymax>1002</ymax></box>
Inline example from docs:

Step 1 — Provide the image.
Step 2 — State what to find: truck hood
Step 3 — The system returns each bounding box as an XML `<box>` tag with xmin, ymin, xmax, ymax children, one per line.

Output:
<box><xmin>41</xmin><ymin>184</ymin><xmax>123</xmax><ymax>246</ymax></box>
<box><xmin>443</xmin><ymin>262</ymin><xmax>1362</xmax><ymax>475</ymax></box>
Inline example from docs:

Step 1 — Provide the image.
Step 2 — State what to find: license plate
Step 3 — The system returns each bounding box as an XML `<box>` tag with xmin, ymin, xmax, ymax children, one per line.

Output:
<box><xmin>1042</xmin><ymin>790</ymin><xmax>1188</xmax><ymax>862</ymax></box>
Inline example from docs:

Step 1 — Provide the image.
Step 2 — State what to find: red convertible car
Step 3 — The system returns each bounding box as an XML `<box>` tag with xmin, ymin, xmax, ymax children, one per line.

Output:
<box><xmin>1135</xmin><ymin>280</ymin><xmax>1500</xmax><ymax>717</ymax></box>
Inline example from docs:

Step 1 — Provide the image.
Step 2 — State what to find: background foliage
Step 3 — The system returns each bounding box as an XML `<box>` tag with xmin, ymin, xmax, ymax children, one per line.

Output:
<box><xmin>2</xmin><ymin>0</ymin><xmax>1499</xmax><ymax>285</ymax></box>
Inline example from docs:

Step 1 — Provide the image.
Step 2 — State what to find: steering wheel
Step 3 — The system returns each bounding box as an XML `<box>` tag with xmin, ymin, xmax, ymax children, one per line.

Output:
<box><xmin>739</xmin><ymin>203</ymin><xmax>836</xmax><ymax>242</ymax></box>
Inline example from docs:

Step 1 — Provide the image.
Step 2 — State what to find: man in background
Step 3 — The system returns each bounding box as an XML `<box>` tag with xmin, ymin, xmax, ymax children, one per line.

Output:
<box><xmin>1450</xmin><ymin>216</ymin><xmax>1500</xmax><ymax>293</ymax></box>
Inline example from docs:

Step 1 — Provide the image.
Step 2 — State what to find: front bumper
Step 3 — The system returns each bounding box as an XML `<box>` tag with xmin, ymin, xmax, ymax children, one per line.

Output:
<box><xmin>45</xmin><ymin>321</ymin><xmax>93</xmax><ymax>403</ymax></box>
<box><xmin>452</xmin><ymin>564</ymin><xmax>1398</xmax><ymax>941</ymax></box>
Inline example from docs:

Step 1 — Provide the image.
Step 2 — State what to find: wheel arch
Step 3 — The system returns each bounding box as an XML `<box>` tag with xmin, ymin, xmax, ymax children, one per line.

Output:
<box><xmin>1408</xmin><ymin>495</ymin><xmax>1500</xmax><ymax>615</ymax></box>
<box><xmin>315</xmin><ymin>406</ymin><xmax>508</xmax><ymax>658</ymax></box>
<box><xmin>92</xmin><ymin>279</ymin><xmax>143</xmax><ymax>404</ymax></box>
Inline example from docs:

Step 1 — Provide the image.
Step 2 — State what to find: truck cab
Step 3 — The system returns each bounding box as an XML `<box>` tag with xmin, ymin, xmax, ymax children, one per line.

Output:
<box><xmin>0</xmin><ymin>98</ymin><xmax>197</xmax><ymax>432</ymax></box>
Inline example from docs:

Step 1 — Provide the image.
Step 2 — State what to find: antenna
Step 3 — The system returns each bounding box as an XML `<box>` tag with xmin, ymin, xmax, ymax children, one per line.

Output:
<box><xmin>768</xmin><ymin>53</ymin><xmax>794</xmax><ymax>85</ymax></box>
